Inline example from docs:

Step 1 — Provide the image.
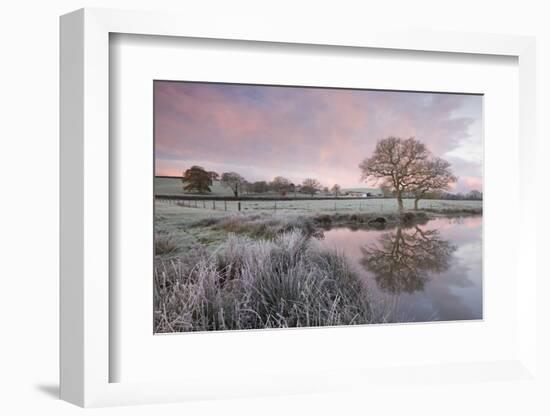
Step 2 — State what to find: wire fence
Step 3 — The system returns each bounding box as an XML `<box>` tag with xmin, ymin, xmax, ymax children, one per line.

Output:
<box><xmin>156</xmin><ymin>198</ymin><xmax>482</xmax><ymax>214</ymax></box>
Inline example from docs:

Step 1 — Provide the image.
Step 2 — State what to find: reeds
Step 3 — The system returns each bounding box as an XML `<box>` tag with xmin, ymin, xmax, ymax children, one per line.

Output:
<box><xmin>154</xmin><ymin>230</ymin><xmax>373</xmax><ymax>332</ymax></box>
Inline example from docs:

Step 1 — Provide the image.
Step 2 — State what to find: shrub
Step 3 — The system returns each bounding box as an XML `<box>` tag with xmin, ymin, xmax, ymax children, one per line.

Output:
<box><xmin>191</xmin><ymin>214</ymin><xmax>319</xmax><ymax>240</ymax></box>
<box><xmin>155</xmin><ymin>234</ymin><xmax>178</xmax><ymax>255</ymax></box>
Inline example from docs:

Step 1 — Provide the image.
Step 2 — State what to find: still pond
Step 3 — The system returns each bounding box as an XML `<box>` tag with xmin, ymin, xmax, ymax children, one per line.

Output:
<box><xmin>318</xmin><ymin>216</ymin><xmax>483</xmax><ymax>323</ymax></box>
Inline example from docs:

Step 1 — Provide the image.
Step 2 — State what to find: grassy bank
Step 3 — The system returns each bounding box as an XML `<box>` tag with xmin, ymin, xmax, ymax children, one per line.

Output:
<box><xmin>186</xmin><ymin>210</ymin><xmax>432</xmax><ymax>239</ymax></box>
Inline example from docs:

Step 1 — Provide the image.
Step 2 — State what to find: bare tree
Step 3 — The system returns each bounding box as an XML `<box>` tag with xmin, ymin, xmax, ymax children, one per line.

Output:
<box><xmin>301</xmin><ymin>178</ymin><xmax>322</xmax><ymax>197</ymax></box>
<box><xmin>359</xmin><ymin>137</ymin><xmax>455</xmax><ymax>212</ymax></box>
<box><xmin>289</xmin><ymin>183</ymin><xmax>297</xmax><ymax>197</ymax></box>
<box><xmin>250</xmin><ymin>181</ymin><xmax>269</xmax><ymax>193</ymax></box>
<box><xmin>242</xmin><ymin>180</ymin><xmax>252</xmax><ymax>195</ymax></box>
<box><xmin>270</xmin><ymin>176</ymin><xmax>291</xmax><ymax>197</ymax></box>
<box><xmin>410</xmin><ymin>158</ymin><xmax>457</xmax><ymax>210</ymax></box>
<box><xmin>331</xmin><ymin>184</ymin><xmax>341</xmax><ymax>197</ymax></box>
<box><xmin>220</xmin><ymin>172</ymin><xmax>246</xmax><ymax>197</ymax></box>
<box><xmin>467</xmin><ymin>190</ymin><xmax>483</xmax><ymax>200</ymax></box>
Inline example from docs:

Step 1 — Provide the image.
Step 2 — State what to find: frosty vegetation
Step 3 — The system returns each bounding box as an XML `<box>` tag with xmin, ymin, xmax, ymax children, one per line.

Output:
<box><xmin>154</xmin><ymin>230</ymin><xmax>375</xmax><ymax>332</ymax></box>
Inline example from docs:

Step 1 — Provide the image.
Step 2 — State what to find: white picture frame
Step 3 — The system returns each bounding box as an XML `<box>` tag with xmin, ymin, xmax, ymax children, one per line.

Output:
<box><xmin>60</xmin><ymin>7</ymin><xmax>537</xmax><ymax>407</ymax></box>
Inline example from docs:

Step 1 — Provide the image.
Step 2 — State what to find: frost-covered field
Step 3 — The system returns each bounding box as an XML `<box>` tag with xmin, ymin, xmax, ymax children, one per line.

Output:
<box><xmin>158</xmin><ymin>197</ymin><xmax>482</xmax><ymax>214</ymax></box>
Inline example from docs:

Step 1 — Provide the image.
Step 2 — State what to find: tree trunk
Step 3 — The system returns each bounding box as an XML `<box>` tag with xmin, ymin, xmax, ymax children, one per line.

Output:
<box><xmin>414</xmin><ymin>198</ymin><xmax>419</xmax><ymax>210</ymax></box>
<box><xmin>397</xmin><ymin>192</ymin><xmax>404</xmax><ymax>212</ymax></box>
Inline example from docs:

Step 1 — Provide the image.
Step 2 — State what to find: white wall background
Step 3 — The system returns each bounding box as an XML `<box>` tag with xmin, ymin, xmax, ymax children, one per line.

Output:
<box><xmin>0</xmin><ymin>1</ymin><xmax>548</xmax><ymax>415</ymax></box>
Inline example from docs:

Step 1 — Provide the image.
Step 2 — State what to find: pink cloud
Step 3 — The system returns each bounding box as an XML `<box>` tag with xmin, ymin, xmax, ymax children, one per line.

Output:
<box><xmin>155</xmin><ymin>82</ymin><xmax>482</xmax><ymax>191</ymax></box>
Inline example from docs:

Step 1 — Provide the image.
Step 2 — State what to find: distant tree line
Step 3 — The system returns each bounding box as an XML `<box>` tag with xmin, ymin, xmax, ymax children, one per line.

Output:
<box><xmin>379</xmin><ymin>188</ymin><xmax>482</xmax><ymax>201</ymax></box>
<box><xmin>440</xmin><ymin>190</ymin><xmax>483</xmax><ymax>200</ymax></box>
<box><xmin>180</xmin><ymin>165</ymin><xmax>341</xmax><ymax>198</ymax></box>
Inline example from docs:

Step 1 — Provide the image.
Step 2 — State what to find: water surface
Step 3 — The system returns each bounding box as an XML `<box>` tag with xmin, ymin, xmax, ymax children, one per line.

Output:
<box><xmin>318</xmin><ymin>216</ymin><xmax>482</xmax><ymax>323</ymax></box>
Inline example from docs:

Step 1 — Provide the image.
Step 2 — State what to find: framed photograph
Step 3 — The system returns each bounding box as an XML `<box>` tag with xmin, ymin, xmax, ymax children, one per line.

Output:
<box><xmin>60</xmin><ymin>8</ymin><xmax>538</xmax><ymax>407</ymax></box>
<box><xmin>152</xmin><ymin>80</ymin><xmax>483</xmax><ymax>333</ymax></box>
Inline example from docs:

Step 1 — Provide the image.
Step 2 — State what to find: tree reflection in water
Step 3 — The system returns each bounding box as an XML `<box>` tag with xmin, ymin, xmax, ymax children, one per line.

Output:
<box><xmin>360</xmin><ymin>225</ymin><xmax>456</xmax><ymax>294</ymax></box>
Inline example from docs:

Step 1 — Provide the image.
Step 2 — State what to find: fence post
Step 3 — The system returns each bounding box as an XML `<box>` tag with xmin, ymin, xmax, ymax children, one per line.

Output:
<box><xmin>334</xmin><ymin>201</ymin><xmax>337</xmax><ymax>211</ymax></box>
<box><xmin>224</xmin><ymin>200</ymin><xmax>227</xmax><ymax>211</ymax></box>
<box><xmin>238</xmin><ymin>202</ymin><xmax>241</xmax><ymax>212</ymax></box>
<box><xmin>274</xmin><ymin>202</ymin><xmax>277</xmax><ymax>211</ymax></box>
<box><xmin>213</xmin><ymin>201</ymin><xmax>216</xmax><ymax>210</ymax></box>
<box><xmin>195</xmin><ymin>200</ymin><xmax>198</xmax><ymax>208</ymax></box>
<box><xmin>202</xmin><ymin>200</ymin><xmax>206</xmax><ymax>209</ymax></box>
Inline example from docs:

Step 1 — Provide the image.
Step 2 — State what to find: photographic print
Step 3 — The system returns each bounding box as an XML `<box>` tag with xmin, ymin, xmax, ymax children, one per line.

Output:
<box><xmin>153</xmin><ymin>81</ymin><xmax>483</xmax><ymax>333</ymax></box>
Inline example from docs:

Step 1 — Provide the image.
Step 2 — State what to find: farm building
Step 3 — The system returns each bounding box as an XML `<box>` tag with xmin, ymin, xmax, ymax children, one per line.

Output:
<box><xmin>343</xmin><ymin>188</ymin><xmax>384</xmax><ymax>197</ymax></box>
